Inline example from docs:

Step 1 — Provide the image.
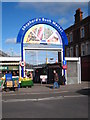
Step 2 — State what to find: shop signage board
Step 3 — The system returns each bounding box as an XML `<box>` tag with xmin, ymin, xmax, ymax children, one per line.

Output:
<box><xmin>0</xmin><ymin>66</ymin><xmax>19</xmax><ymax>71</ymax></box>
<box><xmin>0</xmin><ymin>66</ymin><xmax>8</xmax><ymax>70</ymax></box>
<box><xmin>8</xmin><ymin>66</ymin><xmax>19</xmax><ymax>70</ymax></box>
<box><xmin>20</xmin><ymin>61</ymin><xmax>25</xmax><ymax>67</ymax></box>
<box><xmin>62</xmin><ymin>65</ymin><xmax>67</xmax><ymax>69</ymax></box>
<box><xmin>17</xmin><ymin>18</ymin><xmax>68</xmax><ymax>46</ymax></box>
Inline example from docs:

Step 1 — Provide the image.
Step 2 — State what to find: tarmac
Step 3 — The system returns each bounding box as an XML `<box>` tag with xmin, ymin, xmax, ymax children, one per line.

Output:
<box><xmin>2</xmin><ymin>81</ymin><xmax>89</xmax><ymax>119</ymax></box>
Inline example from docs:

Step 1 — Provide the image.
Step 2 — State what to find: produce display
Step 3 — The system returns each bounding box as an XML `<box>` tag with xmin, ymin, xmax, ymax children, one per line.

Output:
<box><xmin>20</xmin><ymin>77</ymin><xmax>33</xmax><ymax>88</ymax></box>
<box><xmin>0</xmin><ymin>74</ymin><xmax>34</xmax><ymax>91</ymax></box>
<box><xmin>0</xmin><ymin>74</ymin><xmax>19</xmax><ymax>91</ymax></box>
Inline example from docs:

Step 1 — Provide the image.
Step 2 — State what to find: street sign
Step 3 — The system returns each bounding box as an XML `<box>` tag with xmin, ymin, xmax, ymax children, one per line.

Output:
<box><xmin>63</xmin><ymin>60</ymin><xmax>67</xmax><ymax>66</ymax></box>
<box><xmin>62</xmin><ymin>65</ymin><xmax>67</xmax><ymax>69</ymax></box>
<box><xmin>63</xmin><ymin>60</ymin><xmax>67</xmax><ymax>69</ymax></box>
<box><xmin>20</xmin><ymin>61</ymin><xmax>25</xmax><ymax>67</ymax></box>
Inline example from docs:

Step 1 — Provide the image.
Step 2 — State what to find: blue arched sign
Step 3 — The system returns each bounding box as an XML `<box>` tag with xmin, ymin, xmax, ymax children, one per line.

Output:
<box><xmin>17</xmin><ymin>18</ymin><xmax>68</xmax><ymax>77</ymax></box>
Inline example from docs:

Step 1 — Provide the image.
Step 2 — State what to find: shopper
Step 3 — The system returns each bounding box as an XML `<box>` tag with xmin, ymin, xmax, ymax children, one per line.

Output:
<box><xmin>25</xmin><ymin>70</ymin><xmax>28</xmax><ymax>78</ymax></box>
<box><xmin>53</xmin><ymin>70</ymin><xmax>59</xmax><ymax>89</ymax></box>
<box><xmin>29</xmin><ymin>72</ymin><xmax>33</xmax><ymax>80</ymax></box>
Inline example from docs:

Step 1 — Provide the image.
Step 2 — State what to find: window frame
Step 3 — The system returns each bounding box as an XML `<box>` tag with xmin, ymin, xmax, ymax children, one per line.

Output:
<box><xmin>69</xmin><ymin>32</ymin><xmax>73</xmax><ymax>43</ymax></box>
<box><xmin>80</xmin><ymin>26</ymin><xmax>85</xmax><ymax>38</ymax></box>
<box><xmin>70</xmin><ymin>47</ymin><xmax>73</xmax><ymax>57</ymax></box>
<box><xmin>81</xmin><ymin>43</ymin><xmax>86</xmax><ymax>56</ymax></box>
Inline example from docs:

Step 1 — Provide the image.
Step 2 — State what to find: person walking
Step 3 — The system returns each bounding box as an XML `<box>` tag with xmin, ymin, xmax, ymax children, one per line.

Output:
<box><xmin>53</xmin><ymin>70</ymin><xmax>59</xmax><ymax>89</ymax></box>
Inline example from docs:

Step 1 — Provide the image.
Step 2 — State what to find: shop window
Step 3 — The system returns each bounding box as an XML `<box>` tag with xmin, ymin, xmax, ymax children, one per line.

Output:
<box><xmin>80</xmin><ymin>27</ymin><xmax>85</xmax><ymax>38</ymax></box>
<box><xmin>69</xmin><ymin>32</ymin><xmax>73</xmax><ymax>43</ymax></box>
<box><xmin>81</xmin><ymin>44</ymin><xmax>86</xmax><ymax>56</ymax></box>
<box><xmin>76</xmin><ymin>45</ymin><xmax>79</xmax><ymax>57</ymax></box>
<box><xmin>70</xmin><ymin>47</ymin><xmax>73</xmax><ymax>57</ymax></box>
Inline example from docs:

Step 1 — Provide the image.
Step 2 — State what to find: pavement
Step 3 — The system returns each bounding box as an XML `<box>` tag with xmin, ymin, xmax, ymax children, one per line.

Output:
<box><xmin>1</xmin><ymin>81</ymin><xmax>90</xmax><ymax>119</ymax></box>
<box><xmin>2</xmin><ymin>81</ymin><xmax>89</xmax><ymax>93</ymax></box>
<box><xmin>2</xmin><ymin>81</ymin><xmax>89</xmax><ymax>97</ymax></box>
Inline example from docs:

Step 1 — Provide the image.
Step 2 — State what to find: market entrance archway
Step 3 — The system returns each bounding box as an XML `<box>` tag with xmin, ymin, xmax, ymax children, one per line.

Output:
<box><xmin>17</xmin><ymin>18</ymin><xmax>68</xmax><ymax>77</ymax></box>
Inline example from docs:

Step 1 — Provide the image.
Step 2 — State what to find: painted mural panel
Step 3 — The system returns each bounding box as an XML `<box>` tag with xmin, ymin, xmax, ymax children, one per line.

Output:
<box><xmin>23</xmin><ymin>24</ymin><xmax>63</xmax><ymax>45</ymax></box>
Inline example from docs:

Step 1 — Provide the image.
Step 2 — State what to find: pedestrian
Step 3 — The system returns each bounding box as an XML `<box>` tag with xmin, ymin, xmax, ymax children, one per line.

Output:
<box><xmin>53</xmin><ymin>70</ymin><xmax>59</xmax><ymax>89</ymax></box>
<box><xmin>29</xmin><ymin>72</ymin><xmax>33</xmax><ymax>80</ymax></box>
<box><xmin>25</xmin><ymin>70</ymin><xmax>28</xmax><ymax>78</ymax></box>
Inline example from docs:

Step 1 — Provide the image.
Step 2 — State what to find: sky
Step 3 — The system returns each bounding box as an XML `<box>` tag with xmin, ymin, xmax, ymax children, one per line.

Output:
<box><xmin>1</xmin><ymin>2</ymin><xmax>88</xmax><ymax>65</ymax></box>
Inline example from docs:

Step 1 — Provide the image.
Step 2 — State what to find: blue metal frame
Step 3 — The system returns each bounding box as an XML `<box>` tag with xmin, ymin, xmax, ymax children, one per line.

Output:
<box><xmin>17</xmin><ymin>18</ymin><xmax>68</xmax><ymax>77</ymax></box>
<box><xmin>21</xmin><ymin>41</ymin><xmax>24</xmax><ymax>77</ymax></box>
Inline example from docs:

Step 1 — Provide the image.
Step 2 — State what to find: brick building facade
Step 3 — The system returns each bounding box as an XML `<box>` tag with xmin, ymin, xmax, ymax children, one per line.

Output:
<box><xmin>64</xmin><ymin>8</ymin><xmax>90</xmax><ymax>81</ymax></box>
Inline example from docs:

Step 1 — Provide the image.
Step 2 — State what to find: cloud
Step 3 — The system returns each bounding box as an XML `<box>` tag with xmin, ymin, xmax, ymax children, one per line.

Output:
<box><xmin>5</xmin><ymin>38</ymin><xmax>16</xmax><ymax>44</ymax></box>
<box><xmin>16</xmin><ymin>2</ymin><xmax>88</xmax><ymax>18</ymax></box>
<box><xmin>17</xmin><ymin>2</ymin><xmax>70</xmax><ymax>13</ymax></box>
<box><xmin>58</xmin><ymin>18</ymin><xmax>68</xmax><ymax>26</ymax></box>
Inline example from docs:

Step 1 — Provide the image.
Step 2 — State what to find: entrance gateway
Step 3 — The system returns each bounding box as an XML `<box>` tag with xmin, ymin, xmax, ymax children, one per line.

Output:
<box><xmin>17</xmin><ymin>18</ymin><xmax>68</xmax><ymax>78</ymax></box>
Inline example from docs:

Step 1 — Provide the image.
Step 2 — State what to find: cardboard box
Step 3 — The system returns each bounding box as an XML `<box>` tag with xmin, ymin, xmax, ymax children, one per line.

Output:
<box><xmin>6</xmin><ymin>81</ymin><xmax>13</xmax><ymax>87</ymax></box>
<box><xmin>14</xmin><ymin>80</ymin><xmax>18</xmax><ymax>87</ymax></box>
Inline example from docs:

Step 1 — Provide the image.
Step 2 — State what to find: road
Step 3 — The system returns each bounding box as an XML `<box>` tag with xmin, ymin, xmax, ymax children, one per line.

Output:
<box><xmin>1</xmin><ymin>82</ymin><xmax>89</xmax><ymax>119</ymax></box>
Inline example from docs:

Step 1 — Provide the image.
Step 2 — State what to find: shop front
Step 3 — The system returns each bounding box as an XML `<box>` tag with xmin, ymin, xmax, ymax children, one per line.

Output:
<box><xmin>0</xmin><ymin>57</ymin><xmax>21</xmax><ymax>78</ymax></box>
